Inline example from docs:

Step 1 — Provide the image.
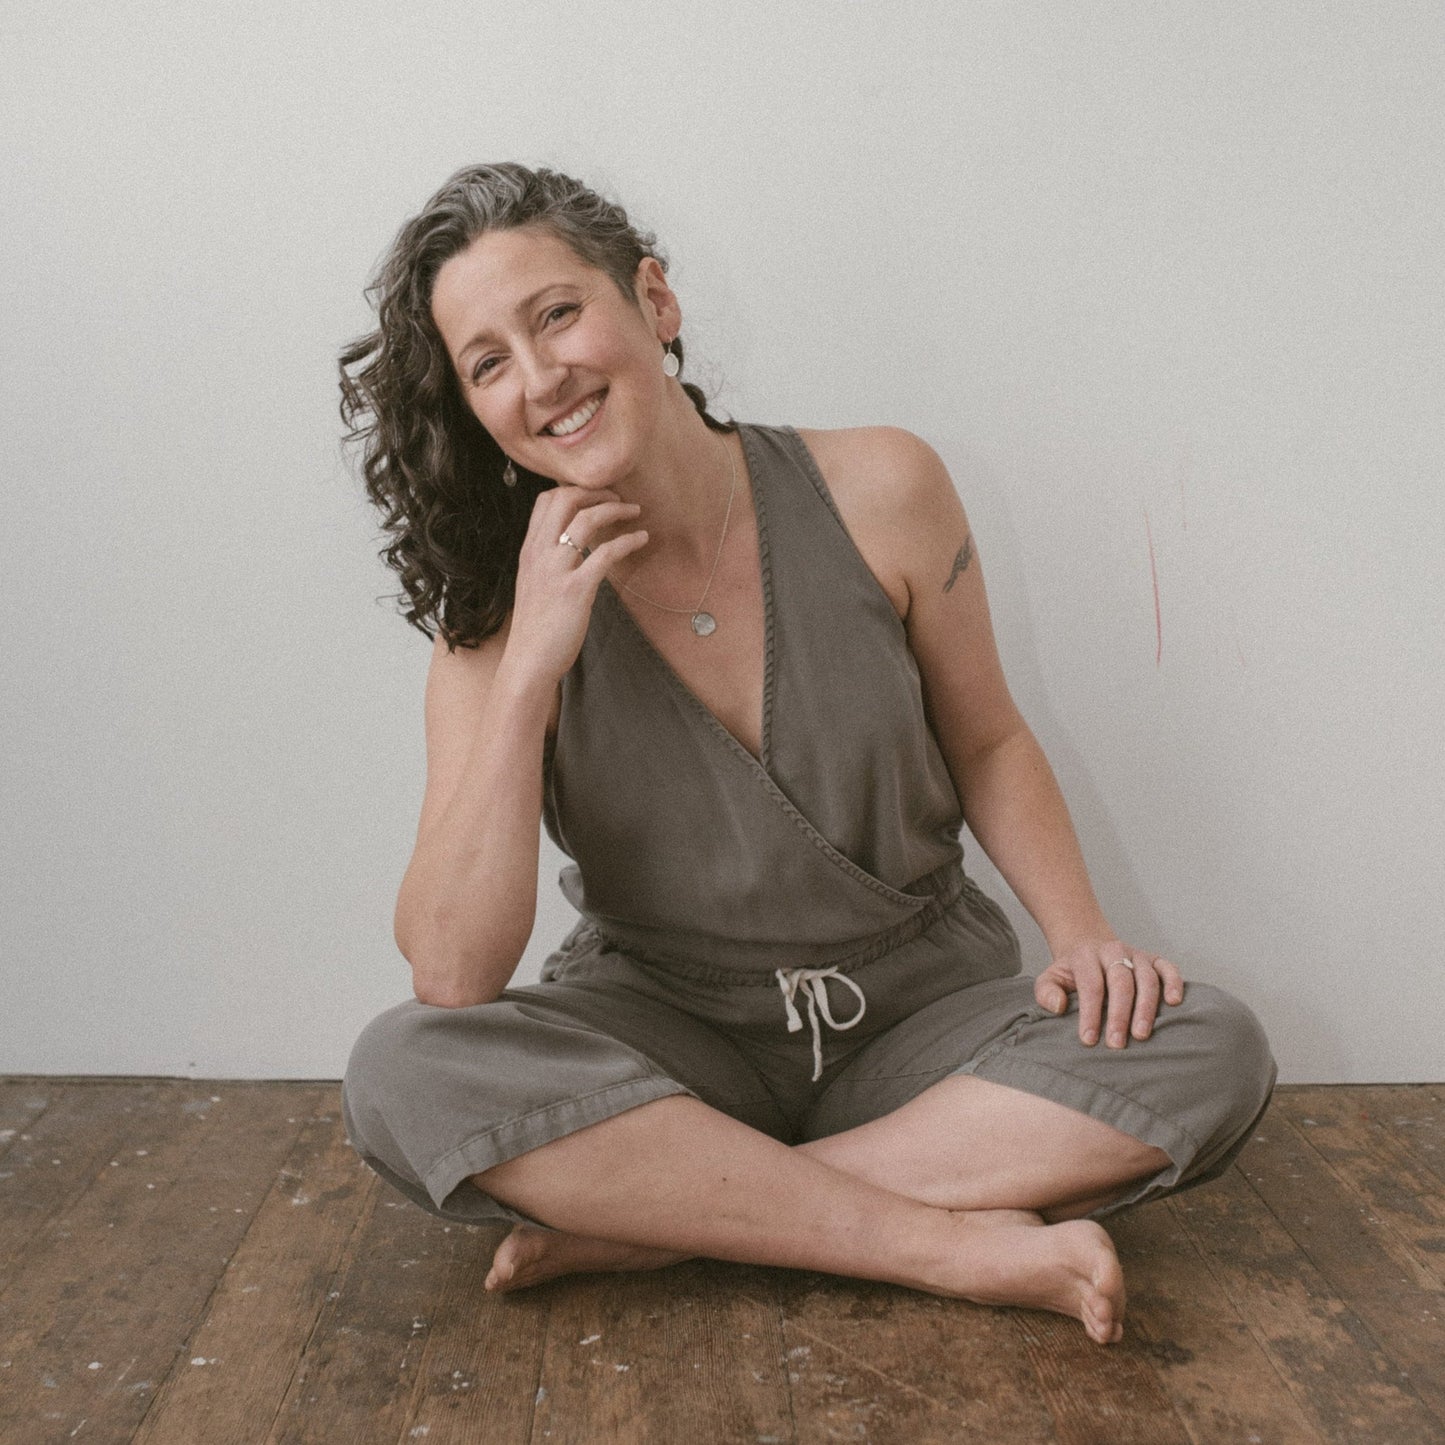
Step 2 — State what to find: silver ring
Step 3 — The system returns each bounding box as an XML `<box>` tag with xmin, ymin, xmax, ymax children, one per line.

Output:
<box><xmin>1114</xmin><ymin>957</ymin><xmax>1136</xmax><ymax>970</ymax></box>
<box><xmin>558</xmin><ymin>531</ymin><xmax>590</xmax><ymax>559</ymax></box>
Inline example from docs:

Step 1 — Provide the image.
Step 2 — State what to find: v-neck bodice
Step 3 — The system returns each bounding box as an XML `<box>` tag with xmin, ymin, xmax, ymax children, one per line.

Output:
<box><xmin>541</xmin><ymin>421</ymin><xmax>967</xmax><ymax>973</ymax></box>
<box><xmin>595</xmin><ymin>423</ymin><xmax>775</xmax><ymax>777</ymax></box>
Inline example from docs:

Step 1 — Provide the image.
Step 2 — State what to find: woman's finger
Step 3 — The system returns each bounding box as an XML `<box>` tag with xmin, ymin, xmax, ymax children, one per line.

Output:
<box><xmin>1034</xmin><ymin>969</ymin><xmax>1071</xmax><ymax>1014</ymax></box>
<box><xmin>1074</xmin><ymin>960</ymin><xmax>1107</xmax><ymax>1046</ymax></box>
<box><xmin>580</xmin><ymin>528</ymin><xmax>652</xmax><ymax>568</ymax></box>
<box><xmin>562</xmin><ymin>498</ymin><xmax>644</xmax><ymax>550</ymax></box>
<box><xmin>1129</xmin><ymin>956</ymin><xmax>1163</xmax><ymax>1041</ymax></box>
<box><xmin>1156</xmin><ymin>957</ymin><xmax>1186</xmax><ymax>1005</ymax></box>
<box><xmin>1103</xmin><ymin>957</ymin><xmax>1137</xmax><ymax>1048</ymax></box>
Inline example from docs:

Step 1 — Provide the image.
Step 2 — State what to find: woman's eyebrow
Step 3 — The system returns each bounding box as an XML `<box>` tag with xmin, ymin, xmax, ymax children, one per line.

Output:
<box><xmin>456</xmin><ymin>284</ymin><xmax>579</xmax><ymax>363</ymax></box>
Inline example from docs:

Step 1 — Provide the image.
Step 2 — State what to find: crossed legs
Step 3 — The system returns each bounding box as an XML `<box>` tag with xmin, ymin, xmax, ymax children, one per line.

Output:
<box><xmin>470</xmin><ymin>1073</ymin><xmax>1172</xmax><ymax>1344</ymax></box>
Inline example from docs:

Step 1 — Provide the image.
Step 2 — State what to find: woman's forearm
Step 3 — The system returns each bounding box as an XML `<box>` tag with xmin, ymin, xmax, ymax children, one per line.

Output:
<box><xmin>394</xmin><ymin>658</ymin><xmax>552</xmax><ymax>1008</ymax></box>
<box><xmin>955</xmin><ymin>727</ymin><xmax>1115</xmax><ymax>956</ymax></box>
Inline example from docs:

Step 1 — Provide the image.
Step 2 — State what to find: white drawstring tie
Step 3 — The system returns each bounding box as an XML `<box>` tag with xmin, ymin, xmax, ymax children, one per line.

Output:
<box><xmin>774</xmin><ymin>966</ymin><xmax>868</xmax><ymax>1082</ymax></box>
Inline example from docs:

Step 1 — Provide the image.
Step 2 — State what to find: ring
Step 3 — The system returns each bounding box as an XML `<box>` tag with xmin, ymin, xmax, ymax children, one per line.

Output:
<box><xmin>558</xmin><ymin>531</ymin><xmax>590</xmax><ymax>559</ymax></box>
<box><xmin>1114</xmin><ymin>957</ymin><xmax>1135</xmax><ymax>970</ymax></box>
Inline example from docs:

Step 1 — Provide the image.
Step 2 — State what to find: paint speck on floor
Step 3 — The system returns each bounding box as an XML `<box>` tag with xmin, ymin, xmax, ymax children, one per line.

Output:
<box><xmin>579</xmin><ymin>1334</ymin><xmax>601</xmax><ymax>1345</ymax></box>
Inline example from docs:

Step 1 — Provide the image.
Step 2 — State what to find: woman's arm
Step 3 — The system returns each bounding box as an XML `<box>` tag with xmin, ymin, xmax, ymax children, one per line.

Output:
<box><xmin>836</xmin><ymin>428</ymin><xmax>1183</xmax><ymax>1046</ymax></box>
<box><xmin>394</xmin><ymin>620</ymin><xmax>554</xmax><ymax>1008</ymax></box>
<box><xmin>394</xmin><ymin>484</ymin><xmax>649</xmax><ymax>1008</ymax></box>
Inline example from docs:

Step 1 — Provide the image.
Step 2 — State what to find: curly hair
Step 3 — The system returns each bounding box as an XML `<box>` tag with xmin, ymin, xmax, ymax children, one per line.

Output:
<box><xmin>338</xmin><ymin>162</ymin><xmax>735</xmax><ymax>650</ymax></box>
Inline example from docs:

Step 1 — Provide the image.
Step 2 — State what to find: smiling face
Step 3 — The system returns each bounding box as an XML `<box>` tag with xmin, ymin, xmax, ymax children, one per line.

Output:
<box><xmin>430</xmin><ymin>224</ymin><xmax>679</xmax><ymax>489</ymax></box>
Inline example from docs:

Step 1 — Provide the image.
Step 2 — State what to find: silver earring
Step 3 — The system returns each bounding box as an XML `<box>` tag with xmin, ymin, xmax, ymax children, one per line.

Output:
<box><xmin>661</xmin><ymin>340</ymin><xmax>681</xmax><ymax>378</ymax></box>
<box><xmin>502</xmin><ymin>458</ymin><xmax>517</xmax><ymax>487</ymax></box>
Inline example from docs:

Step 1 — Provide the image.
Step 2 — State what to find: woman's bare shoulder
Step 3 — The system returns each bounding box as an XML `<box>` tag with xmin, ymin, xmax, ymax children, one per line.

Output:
<box><xmin>426</xmin><ymin>618</ymin><xmax>562</xmax><ymax>741</ymax></box>
<box><xmin>793</xmin><ymin>423</ymin><xmax>940</xmax><ymax>477</ymax></box>
<box><xmin>792</xmin><ymin>425</ymin><xmax>944</xmax><ymax>622</ymax></box>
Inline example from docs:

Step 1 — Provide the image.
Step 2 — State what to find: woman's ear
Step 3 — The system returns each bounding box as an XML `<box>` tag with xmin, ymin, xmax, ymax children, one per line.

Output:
<box><xmin>634</xmin><ymin>256</ymin><xmax>681</xmax><ymax>339</ymax></box>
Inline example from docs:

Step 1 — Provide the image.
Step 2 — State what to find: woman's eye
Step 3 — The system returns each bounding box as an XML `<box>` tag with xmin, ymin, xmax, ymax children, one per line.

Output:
<box><xmin>471</xmin><ymin>357</ymin><xmax>499</xmax><ymax>383</ymax></box>
<box><xmin>546</xmin><ymin>303</ymin><xmax>579</xmax><ymax>324</ymax></box>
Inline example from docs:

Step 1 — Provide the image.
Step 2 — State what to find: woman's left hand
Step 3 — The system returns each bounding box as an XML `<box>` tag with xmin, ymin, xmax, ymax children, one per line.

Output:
<box><xmin>1034</xmin><ymin>941</ymin><xmax>1186</xmax><ymax>1048</ymax></box>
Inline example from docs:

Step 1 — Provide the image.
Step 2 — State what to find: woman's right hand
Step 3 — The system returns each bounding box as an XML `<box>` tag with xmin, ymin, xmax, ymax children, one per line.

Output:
<box><xmin>504</xmin><ymin>484</ymin><xmax>649</xmax><ymax>686</ymax></box>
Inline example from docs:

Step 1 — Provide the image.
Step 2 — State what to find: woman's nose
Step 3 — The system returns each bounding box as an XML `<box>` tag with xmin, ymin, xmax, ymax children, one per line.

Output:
<box><xmin>518</xmin><ymin>345</ymin><xmax>567</xmax><ymax>404</ymax></box>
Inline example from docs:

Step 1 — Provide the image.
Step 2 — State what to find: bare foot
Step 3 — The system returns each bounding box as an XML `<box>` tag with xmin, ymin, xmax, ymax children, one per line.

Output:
<box><xmin>933</xmin><ymin>1214</ymin><xmax>1126</xmax><ymax>1345</ymax></box>
<box><xmin>484</xmin><ymin>1224</ymin><xmax>691</xmax><ymax>1293</ymax></box>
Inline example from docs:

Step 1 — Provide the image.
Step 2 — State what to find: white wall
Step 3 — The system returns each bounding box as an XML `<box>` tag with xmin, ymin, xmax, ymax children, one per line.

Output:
<box><xmin>3</xmin><ymin>2</ymin><xmax>1440</xmax><ymax>1082</ymax></box>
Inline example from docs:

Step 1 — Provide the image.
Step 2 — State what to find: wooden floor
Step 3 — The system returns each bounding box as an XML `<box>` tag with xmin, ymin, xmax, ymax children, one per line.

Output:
<box><xmin>0</xmin><ymin>1081</ymin><xmax>1441</xmax><ymax>1445</ymax></box>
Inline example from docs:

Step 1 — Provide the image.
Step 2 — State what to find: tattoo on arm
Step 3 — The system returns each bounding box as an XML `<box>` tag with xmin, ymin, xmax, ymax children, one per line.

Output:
<box><xmin>943</xmin><ymin>534</ymin><xmax>974</xmax><ymax>593</ymax></box>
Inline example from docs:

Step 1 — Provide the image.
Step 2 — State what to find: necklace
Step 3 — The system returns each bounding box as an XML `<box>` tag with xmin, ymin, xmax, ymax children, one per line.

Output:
<box><xmin>610</xmin><ymin>431</ymin><xmax>738</xmax><ymax>637</ymax></box>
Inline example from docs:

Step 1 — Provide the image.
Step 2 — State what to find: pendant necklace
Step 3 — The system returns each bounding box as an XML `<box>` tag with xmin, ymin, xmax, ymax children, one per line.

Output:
<box><xmin>611</xmin><ymin>430</ymin><xmax>738</xmax><ymax>636</ymax></box>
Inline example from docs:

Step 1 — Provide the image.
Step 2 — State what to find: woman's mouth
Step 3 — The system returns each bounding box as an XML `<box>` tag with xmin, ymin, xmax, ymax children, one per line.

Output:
<box><xmin>541</xmin><ymin>391</ymin><xmax>605</xmax><ymax>441</ymax></box>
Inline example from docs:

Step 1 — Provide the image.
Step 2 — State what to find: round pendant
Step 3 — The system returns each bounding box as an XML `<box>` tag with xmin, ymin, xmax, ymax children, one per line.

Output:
<box><xmin>691</xmin><ymin>610</ymin><xmax>717</xmax><ymax>637</ymax></box>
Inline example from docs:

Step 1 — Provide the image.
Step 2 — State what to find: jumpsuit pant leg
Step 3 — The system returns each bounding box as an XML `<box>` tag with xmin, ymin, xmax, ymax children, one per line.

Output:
<box><xmin>342</xmin><ymin>883</ymin><xmax>1277</xmax><ymax>1229</ymax></box>
<box><xmin>795</xmin><ymin>879</ymin><xmax>1278</xmax><ymax>1221</ymax></box>
<box><xmin>340</xmin><ymin>924</ymin><xmax>792</xmax><ymax>1227</ymax></box>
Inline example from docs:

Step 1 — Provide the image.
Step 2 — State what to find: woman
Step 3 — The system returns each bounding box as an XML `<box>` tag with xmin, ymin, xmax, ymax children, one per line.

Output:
<box><xmin>337</xmin><ymin>162</ymin><xmax>1276</xmax><ymax>1347</ymax></box>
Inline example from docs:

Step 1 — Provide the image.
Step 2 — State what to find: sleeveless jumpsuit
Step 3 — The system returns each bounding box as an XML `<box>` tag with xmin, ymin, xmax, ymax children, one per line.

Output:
<box><xmin>341</xmin><ymin>422</ymin><xmax>1276</xmax><ymax>1229</ymax></box>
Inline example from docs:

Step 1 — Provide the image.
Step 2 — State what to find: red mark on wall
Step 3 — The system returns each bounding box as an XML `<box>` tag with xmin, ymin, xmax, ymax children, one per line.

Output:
<box><xmin>1144</xmin><ymin>506</ymin><xmax>1162</xmax><ymax>666</ymax></box>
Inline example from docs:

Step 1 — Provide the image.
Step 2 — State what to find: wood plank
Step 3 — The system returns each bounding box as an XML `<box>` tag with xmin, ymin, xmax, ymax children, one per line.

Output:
<box><xmin>1110</xmin><ymin>1193</ymin><xmax>1320</xmax><ymax>1443</ymax></box>
<box><xmin>1236</xmin><ymin>1109</ymin><xmax>1445</xmax><ymax>1425</ymax></box>
<box><xmin>1362</xmin><ymin>1084</ymin><xmax>1445</xmax><ymax>1187</ymax></box>
<box><xmin>1012</xmin><ymin>1311</ymin><xmax>1190</xmax><ymax>1445</ymax></box>
<box><xmin>529</xmin><ymin>1258</ymin><xmax>793</xmax><ymax>1445</ymax></box>
<box><xmin>0</xmin><ymin>1081</ymin><xmax>171</xmax><ymax>1294</ymax></box>
<box><xmin>0</xmin><ymin>1078</ymin><xmax>59</xmax><ymax>1154</ymax></box>
<box><xmin>1272</xmin><ymin>1088</ymin><xmax>1445</xmax><ymax>1290</ymax></box>
<box><xmin>131</xmin><ymin>1091</ymin><xmax>374</xmax><ymax>1445</ymax></box>
<box><xmin>261</xmin><ymin>1170</ymin><xmax>465</xmax><ymax>1444</ymax></box>
<box><xmin>1169</xmin><ymin>1137</ymin><xmax>1445</xmax><ymax>1443</ymax></box>
<box><xmin>0</xmin><ymin>1081</ymin><xmax>322</xmax><ymax>1445</ymax></box>
<box><xmin>389</xmin><ymin>1220</ymin><xmax>552</xmax><ymax>1445</ymax></box>
<box><xmin>769</xmin><ymin>1267</ymin><xmax>1056</xmax><ymax>1444</ymax></box>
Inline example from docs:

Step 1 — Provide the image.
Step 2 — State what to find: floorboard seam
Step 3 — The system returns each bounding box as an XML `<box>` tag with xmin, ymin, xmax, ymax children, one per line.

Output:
<box><xmin>773</xmin><ymin>1285</ymin><xmax>799</xmax><ymax>1445</ymax></box>
<box><xmin>1233</xmin><ymin>1151</ymin><xmax>1443</xmax><ymax>1430</ymax></box>
<box><xmin>1276</xmin><ymin>1103</ymin><xmax>1445</xmax><ymax>1289</ymax></box>
<box><xmin>134</xmin><ymin>1084</ymin><xmax>329</xmax><ymax>1442</ymax></box>
<box><xmin>260</xmin><ymin>1116</ymin><xmax>383</xmax><ymax>1445</ymax></box>
<box><xmin>1162</xmin><ymin>1184</ymin><xmax>1317</xmax><ymax>1433</ymax></box>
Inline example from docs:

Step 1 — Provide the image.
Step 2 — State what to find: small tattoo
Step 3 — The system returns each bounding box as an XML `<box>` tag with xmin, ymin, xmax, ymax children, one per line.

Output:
<box><xmin>943</xmin><ymin>535</ymin><xmax>973</xmax><ymax>593</ymax></box>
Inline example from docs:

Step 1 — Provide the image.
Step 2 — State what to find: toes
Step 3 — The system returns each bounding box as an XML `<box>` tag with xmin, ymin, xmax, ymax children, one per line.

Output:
<box><xmin>1083</xmin><ymin>1303</ymin><xmax>1117</xmax><ymax>1344</ymax></box>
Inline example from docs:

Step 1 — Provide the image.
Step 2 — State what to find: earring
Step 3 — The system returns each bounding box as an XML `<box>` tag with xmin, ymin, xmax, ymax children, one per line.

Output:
<box><xmin>502</xmin><ymin>458</ymin><xmax>517</xmax><ymax>487</ymax></box>
<box><xmin>661</xmin><ymin>340</ymin><xmax>681</xmax><ymax>378</ymax></box>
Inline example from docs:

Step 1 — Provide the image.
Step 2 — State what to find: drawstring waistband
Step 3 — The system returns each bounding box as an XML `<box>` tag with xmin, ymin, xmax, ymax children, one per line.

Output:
<box><xmin>774</xmin><ymin>966</ymin><xmax>868</xmax><ymax>1082</ymax></box>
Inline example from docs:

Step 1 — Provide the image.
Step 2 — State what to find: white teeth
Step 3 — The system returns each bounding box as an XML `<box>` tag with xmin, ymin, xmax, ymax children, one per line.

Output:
<box><xmin>544</xmin><ymin>393</ymin><xmax>602</xmax><ymax>436</ymax></box>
